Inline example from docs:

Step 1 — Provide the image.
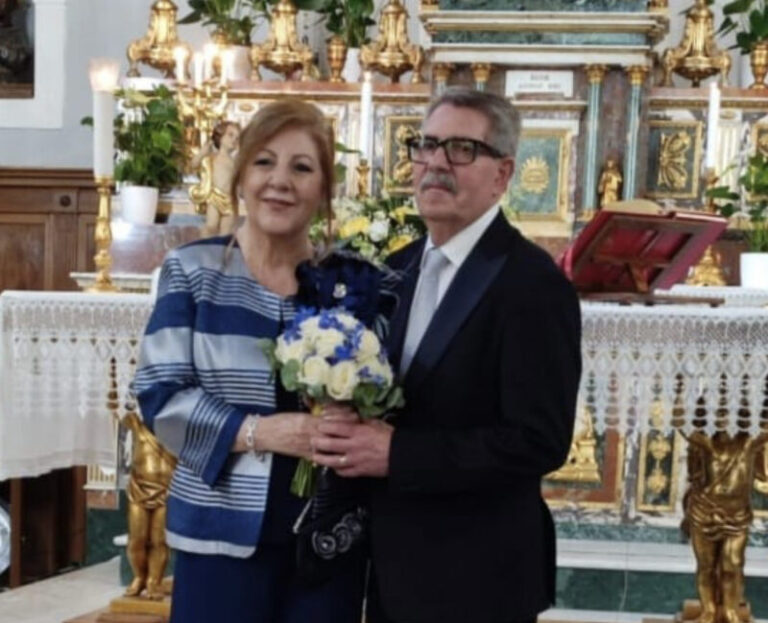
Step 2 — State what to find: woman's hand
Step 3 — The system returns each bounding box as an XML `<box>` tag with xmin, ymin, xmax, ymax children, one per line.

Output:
<box><xmin>233</xmin><ymin>412</ymin><xmax>318</xmax><ymax>459</ymax></box>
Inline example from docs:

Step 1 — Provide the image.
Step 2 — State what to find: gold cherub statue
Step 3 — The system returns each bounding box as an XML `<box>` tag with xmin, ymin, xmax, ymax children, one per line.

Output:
<box><xmin>189</xmin><ymin>121</ymin><xmax>241</xmax><ymax>237</ymax></box>
<box><xmin>123</xmin><ymin>411</ymin><xmax>177</xmax><ymax>601</ymax></box>
<box><xmin>597</xmin><ymin>158</ymin><xmax>623</xmax><ymax>210</ymax></box>
<box><xmin>681</xmin><ymin>431</ymin><xmax>768</xmax><ymax>623</ymax></box>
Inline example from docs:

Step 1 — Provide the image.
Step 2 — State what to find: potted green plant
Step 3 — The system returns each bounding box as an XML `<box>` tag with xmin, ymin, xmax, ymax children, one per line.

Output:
<box><xmin>88</xmin><ymin>86</ymin><xmax>185</xmax><ymax>224</ymax></box>
<box><xmin>318</xmin><ymin>0</ymin><xmax>375</xmax><ymax>82</ymax></box>
<box><xmin>716</xmin><ymin>0</ymin><xmax>768</xmax><ymax>88</ymax></box>
<box><xmin>706</xmin><ymin>151</ymin><xmax>768</xmax><ymax>287</ymax></box>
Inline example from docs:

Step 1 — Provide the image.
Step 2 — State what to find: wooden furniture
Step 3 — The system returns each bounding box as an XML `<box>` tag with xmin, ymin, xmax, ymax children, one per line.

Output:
<box><xmin>0</xmin><ymin>167</ymin><xmax>97</xmax><ymax>587</ymax></box>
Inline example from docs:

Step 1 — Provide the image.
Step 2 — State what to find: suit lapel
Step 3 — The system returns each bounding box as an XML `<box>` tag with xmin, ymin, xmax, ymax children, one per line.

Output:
<box><xmin>386</xmin><ymin>239</ymin><xmax>425</xmax><ymax>375</ymax></box>
<box><xmin>405</xmin><ymin>213</ymin><xmax>515</xmax><ymax>390</ymax></box>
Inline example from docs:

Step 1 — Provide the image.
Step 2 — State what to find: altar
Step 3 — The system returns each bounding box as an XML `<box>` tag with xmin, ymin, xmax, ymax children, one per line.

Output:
<box><xmin>2</xmin><ymin>289</ymin><xmax>767</xmax><ymax>617</ymax></box>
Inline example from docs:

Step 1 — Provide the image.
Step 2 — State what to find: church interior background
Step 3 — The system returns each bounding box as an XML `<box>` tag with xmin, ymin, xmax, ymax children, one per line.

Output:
<box><xmin>1</xmin><ymin>0</ymin><xmax>768</xmax><ymax>621</ymax></box>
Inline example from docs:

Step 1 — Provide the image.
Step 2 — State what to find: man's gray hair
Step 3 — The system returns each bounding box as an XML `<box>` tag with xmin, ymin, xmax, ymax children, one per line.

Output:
<box><xmin>424</xmin><ymin>88</ymin><xmax>520</xmax><ymax>157</ymax></box>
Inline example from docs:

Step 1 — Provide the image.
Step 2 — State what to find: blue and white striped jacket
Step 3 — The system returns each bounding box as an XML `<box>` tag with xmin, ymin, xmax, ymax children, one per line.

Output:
<box><xmin>133</xmin><ymin>236</ymin><xmax>296</xmax><ymax>557</ymax></box>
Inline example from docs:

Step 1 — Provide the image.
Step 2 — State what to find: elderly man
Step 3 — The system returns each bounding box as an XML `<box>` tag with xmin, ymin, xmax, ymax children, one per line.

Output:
<box><xmin>314</xmin><ymin>88</ymin><xmax>582</xmax><ymax>623</ymax></box>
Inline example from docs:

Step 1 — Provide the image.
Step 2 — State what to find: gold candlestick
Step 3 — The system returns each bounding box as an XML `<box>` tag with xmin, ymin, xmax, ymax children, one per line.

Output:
<box><xmin>251</xmin><ymin>0</ymin><xmax>316</xmax><ymax>81</ymax></box>
<box><xmin>127</xmin><ymin>0</ymin><xmax>190</xmax><ymax>78</ymax></box>
<box><xmin>361</xmin><ymin>0</ymin><xmax>424</xmax><ymax>84</ymax></box>
<box><xmin>86</xmin><ymin>177</ymin><xmax>119</xmax><ymax>293</ymax></box>
<box><xmin>687</xmin><ymin>167</ymin><xmax>728</xmax><ymax>286</ymax></box>
<box><xmin>175</xmin><ymin>81</ymin><xmax>229</xmax><ymax>168</ymax></box>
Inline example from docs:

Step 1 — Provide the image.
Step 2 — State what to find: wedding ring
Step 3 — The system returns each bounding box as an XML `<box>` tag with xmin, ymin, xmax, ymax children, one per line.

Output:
<box><xmin>339</xmin><ymin>455</ymin><xmax>348</xmax><ymax>466</ymax></box>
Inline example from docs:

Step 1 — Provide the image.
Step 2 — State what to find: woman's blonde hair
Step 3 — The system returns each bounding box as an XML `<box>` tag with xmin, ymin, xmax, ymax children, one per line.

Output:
<box><xmin>230</xmin><ymin>100</ymin><xmax>336</xmax><ymax>221</ymax></box>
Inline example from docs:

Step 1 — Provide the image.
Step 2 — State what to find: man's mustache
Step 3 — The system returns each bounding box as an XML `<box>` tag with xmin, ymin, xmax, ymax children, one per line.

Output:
<box><xmin>418</xmin><ymin>171</ymin><xmax>457</xmax><ymax>195</ymax></box>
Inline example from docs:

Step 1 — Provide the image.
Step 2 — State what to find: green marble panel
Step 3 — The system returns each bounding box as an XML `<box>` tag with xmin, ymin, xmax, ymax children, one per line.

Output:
<box><xmin>556</xmin><ymin>569</ymin><xmax>768</xmax><ymax>617</ymax></box>
<box><xmin>433</xmin><ymin>31</ymin><xmax>647</xmax><ymax>45</ymax></box>
<box><xmin>86</xmin><ymin>493</ymin><xmax>127</xmax><ymax>566</ymax></box>
<box><xmin>554</xmin><ymin>522</ymin><xmax>768</xmax><ymax>547</ymax></box>
<box><xmin>509</xmin><ymin>132</ymin><xmax>564</xmax><ymax>217</ymax></box>
<box><xmin>440</xmin><ymin>0</ymin><xmax>647</xmax><ymax>11</ymax></box>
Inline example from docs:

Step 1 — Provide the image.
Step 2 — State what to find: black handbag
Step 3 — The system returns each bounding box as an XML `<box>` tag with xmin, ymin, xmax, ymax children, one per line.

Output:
<box><xmin>293</xmin><ymin>467</ymin><xmax>369</xmax><ymax>586</ymax></box>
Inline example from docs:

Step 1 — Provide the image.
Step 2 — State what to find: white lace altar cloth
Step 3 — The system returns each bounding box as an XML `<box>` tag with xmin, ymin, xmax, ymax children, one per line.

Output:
<box><xmin>581</xmin><ymin>302</ymin><xmax>768</xmax><ymax>437</ymax></box>
<box><xmin>0</xmin><ymin>291</ymin><xmax>153</xmax><ymax>480</ymax></box>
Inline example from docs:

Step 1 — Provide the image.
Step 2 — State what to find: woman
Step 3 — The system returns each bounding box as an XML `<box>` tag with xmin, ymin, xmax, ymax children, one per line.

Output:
<box><xmin>188</xmin><ymin>120</ymin><xmax>241</xmax><ymax>237</ymax></box>
<box><xmin>133</xmin><ymin>100</ymin><xmax>364</xmax><ymax>623</ymax></box>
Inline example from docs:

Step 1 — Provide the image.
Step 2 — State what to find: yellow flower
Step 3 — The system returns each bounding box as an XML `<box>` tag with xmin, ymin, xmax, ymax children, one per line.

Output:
<box><xmin>387</xmin><ymin>234</ymin><xmax>413</xmax><ymax>253</ymax></box>
<box><xmin>392</xmin><ymin>206</ymin><xmax>419</xmax><ymax>226</ymax></box>
<box><xmin>339</xmin><ymin>216</ymin><xmax>371</xmax><ymax>239</ymax></box>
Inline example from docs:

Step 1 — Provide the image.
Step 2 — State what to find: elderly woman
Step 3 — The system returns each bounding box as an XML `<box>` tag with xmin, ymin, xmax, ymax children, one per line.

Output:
<box><xmin>133</xmin><ymin>101</ymin><xmax>365</xmax><ymax>623</ymax></box>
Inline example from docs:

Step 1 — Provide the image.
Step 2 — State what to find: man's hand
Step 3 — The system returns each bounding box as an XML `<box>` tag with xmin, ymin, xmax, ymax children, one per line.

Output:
<box><xmin>311</xmin><ymin>418</ymin><xmax>394</xmax><ymax>478</ymax></box>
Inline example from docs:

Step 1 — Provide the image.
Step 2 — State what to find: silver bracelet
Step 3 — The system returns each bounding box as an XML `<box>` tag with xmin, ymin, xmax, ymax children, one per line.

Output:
<box><xmin>244</xmin><ymin>414</ymin><xmax>261</xmax><ymax>452</ymax></box>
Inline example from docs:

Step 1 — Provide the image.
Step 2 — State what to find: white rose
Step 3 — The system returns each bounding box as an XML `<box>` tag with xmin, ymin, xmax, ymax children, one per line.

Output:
<box><xmin>368</xmin><ymin>218</ymin><xmax>390</xmax><ymax>242</ymax></box>
<box><xmin>336</xmin><ymin>312</ymin><xmax>359</xmax><ymax>331</ymax></box>
<box><xmin>300</xmin><ymin>356</ymin><xmax>331</xmax><ymax>388</ymax></box>
<box><xmin>300</xmin><ymin>316</ymin><xmax>321</xmax><ymax>334</ymax></box>
<box><xmin>356</xmin><ymin>329</ymin><xmax>381</xmax><ymax>362</ymax></box>
<box><xmin>327</xmin><ymin>361</ymin><xmax>359</xmax><ymax>401</ymax></box>
<box><xmin>362</xmin><ymin>356</ymin><xmax>393</xmax><ymax>386</ymax></box>
<box><xmin>313</xmin><ymin>328</ymin><xmax>346</xmax><ymax>358</ymax></box>
<box><xmin>275</xmin><ymin>335</ymin><xmax>307</xmax><ymax>363</ymax></box>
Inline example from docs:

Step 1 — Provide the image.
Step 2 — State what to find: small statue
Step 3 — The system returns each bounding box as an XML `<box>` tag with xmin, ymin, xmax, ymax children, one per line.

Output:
<box><xmin>597</xmin><ymin>158</ymin><xmax>623</xmax><ymax>210</ymax></box>
<box><xmin>392</xmin><ymin>124</ymin><xmax>418</xmax><ymax>187</ymax></box>
<box><xmin>189</xmin><ymin>121</ymin><xmax>241</xmax><ymax>237</ymax></box>
<box><xmin>681</xmin><ymin>431</ymin><xmax>768</xmax><ymax>623</ymax></box>
<box><xmin>123</xmin><ymin>411</ymin><xmax>177</xmax><ymax>601</ymax></box>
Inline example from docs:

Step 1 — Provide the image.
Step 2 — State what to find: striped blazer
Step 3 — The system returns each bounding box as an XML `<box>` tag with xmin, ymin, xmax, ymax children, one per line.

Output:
<box><xmin>133</xmin><ymin>236</ymin><xmax>296</xmax><ymax>557</ymax></box>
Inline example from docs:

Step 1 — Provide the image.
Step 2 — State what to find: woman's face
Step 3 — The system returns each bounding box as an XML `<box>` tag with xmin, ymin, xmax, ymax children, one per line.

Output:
<box><xmin>220</xmin><ymin>124</ymin><xmax>240</xmax><ymax>152</ymax></box>
<box><xmin>238</xmin><ymin>127</ymin><xmax>325</xmax><ymax>239</ymax></box>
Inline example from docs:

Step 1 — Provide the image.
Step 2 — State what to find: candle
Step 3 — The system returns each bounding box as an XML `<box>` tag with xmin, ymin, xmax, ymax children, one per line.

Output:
<box><xmin>359</xmin><ymin>72</ymin><xmax>373</xmax><ymax>162</ymax></box>
<box><xmin>705</xmin><ymin>81</ymin><xmax>721</xmax><ymax>170</ymax></box>
<box><xmin>88</xmin><ymin>58</ymin><xmax>120</xmax><ymax>179</ymax></box>
<box><xmin>203</xmin><ymin>43</ymin><xmax>217</xmax><ymax>81</ymax></box>
<box><xmin>173</xmin><ymin>47</ymin><xmax>187</xmax><ymax>84</ymax></box>
<box><xmin>193</xmin><ymin>52</ymin><xmax>204</xmax><ymax>88</ymax></box>
<box><xmin>220</xmin><ymin>49</ymin><xmax>234</xmax><ymax>87</ymax></box>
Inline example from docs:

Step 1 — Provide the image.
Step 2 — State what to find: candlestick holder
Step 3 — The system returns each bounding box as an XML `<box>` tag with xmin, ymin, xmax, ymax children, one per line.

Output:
<box><xmin>175</xmin><ymin>80</ymin><xmax>229</xmax><ymax>168</ymax></box>
<box><xmin>86</xmin><ymin>176</ymin><xmax>119</xmax><ymax>293</ymax></box>
<box><xmin>127</xmin><ymin>0</ymin><xmax>191</xmax><ymax>78</ymax></box>
<box><xmin>687</xmin><ymin>167</ymin><xmax>728</xmax><ymax>286</ymax></box>
<box><xmin>356</xmin><ymin>160</ymin><xmax>371</xmax><ymax>199</ymax></box>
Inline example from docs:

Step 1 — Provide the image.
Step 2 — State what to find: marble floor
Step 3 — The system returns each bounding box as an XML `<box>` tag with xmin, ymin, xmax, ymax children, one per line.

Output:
<box><xmin>0</xmin><ymin>557</ymin><xmax>123</xmax><ymax>623</ymax></box>
<box><xmin>0</xmin><ymin>558</ymin><xmax>765</xmax><ymax>623</ymax></box>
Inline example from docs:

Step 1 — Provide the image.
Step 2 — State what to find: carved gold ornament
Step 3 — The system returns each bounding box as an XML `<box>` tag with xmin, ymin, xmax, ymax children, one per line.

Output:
<box><xmin>520</xmin><ymin>156</ymin><xmax>550</xmax><ymax>195</ymax></box>
<box><xmin>548</xmin><ymin>408</ymin><xmax>600</xmax><ymax>483</ymax></box>
<box><xmin>251</xmin><ymin>0</ymin><xmax>315</xmax><ymax>81</ymax></box>
<box><xmin>360</xmin><ymin>0</ymin><xmax>424</xmax><ymax>84</ymax></box>
<box><xmin>127</xmin><ymin>0</ymin><xmax>190</xmax><ymax>78</ymax></box>
<box><xmin>658</xmin><ymin>131</ymin><xmax>691</xmax><ymax>191</ymax></box>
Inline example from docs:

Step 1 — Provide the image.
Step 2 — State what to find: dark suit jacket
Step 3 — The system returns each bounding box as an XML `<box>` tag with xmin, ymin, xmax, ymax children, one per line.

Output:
<box><xmin>370</xmin><ymin>213</ymin><xmax>582</xmax><ymax>623</ymax></box>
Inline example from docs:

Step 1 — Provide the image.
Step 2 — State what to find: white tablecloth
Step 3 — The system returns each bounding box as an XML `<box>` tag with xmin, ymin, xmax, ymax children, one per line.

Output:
<box><xmin>2</xmin><ymin>291</ymin><xmax>768</xmax><ymax>480</ymax></box>
<box><xmin>0</xmin><ymin>291</ymin><xmax>153</xmax><ymax>480</ymax></box>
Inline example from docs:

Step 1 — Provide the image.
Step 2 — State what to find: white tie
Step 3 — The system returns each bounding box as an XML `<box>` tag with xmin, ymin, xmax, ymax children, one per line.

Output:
<box><xmin>400</xmin><ymin>247</ymin><xmax>449</xmax><ymax>375</ymax></box>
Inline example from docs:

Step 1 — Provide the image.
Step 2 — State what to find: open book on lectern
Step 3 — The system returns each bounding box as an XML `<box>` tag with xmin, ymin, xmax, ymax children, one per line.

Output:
<box><xmin>558</xmin><ymin>200</ymin><xmax>727</xmax><ymax>301</ymax></box>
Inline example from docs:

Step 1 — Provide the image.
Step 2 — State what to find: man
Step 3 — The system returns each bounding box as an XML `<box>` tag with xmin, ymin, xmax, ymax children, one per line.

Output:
<box><xmin>313</xmin><ymin>88</ymin><xmax>582</xmax><ymax>623</ymax></box>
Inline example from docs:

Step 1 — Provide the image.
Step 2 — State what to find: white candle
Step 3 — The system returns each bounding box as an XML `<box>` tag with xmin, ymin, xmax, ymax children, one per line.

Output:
<box><xmin>220</xmin><ymin>49</ymin><xmax>234</xmax><ymax>87</ymax></box>
<box><xmin>88</xmin><ymin>58</ymin><xmax>120</xmax><ymax>179</ymax></box>
<box><xmin>173</xmin><ymin>47</ymin><xmax>187</xmax><ymax>84</ymax></box>
<box><xmin>193</xmin><ymin>52</ymin><xmax>204</xmax><ymax>88</ymax></box>
<box><xmin>203</xmin><ymin>43</ymin><xmax>217</xmax><ymax>81</ymax></box>
<box><xmin>359</xmin><ymin>72</ymin><xmax>373</xmax><ymax>162</ymax></box>
<box><xmin>705</xmin><ymin>81</ymin><xmax>721</xmax><ymax>170</ymax></box>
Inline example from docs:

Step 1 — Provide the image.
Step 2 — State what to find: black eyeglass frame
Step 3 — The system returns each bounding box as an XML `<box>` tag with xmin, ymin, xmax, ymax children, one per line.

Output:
<box><xmin>405</xmin><ymin>135</ymin><xmax>507</xmax><ymax>165</ymax></box>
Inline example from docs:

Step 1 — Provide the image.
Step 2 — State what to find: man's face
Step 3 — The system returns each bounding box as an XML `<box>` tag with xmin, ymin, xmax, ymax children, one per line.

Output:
<box><xmin>413</xmin><ymin>104</ymin><xmax>514</xmax><ymax>236</ymax></box>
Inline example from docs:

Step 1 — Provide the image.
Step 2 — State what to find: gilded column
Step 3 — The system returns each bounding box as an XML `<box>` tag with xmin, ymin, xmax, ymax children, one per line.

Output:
<box><xmin>432</xmin><ymin>63</ymin><xmax>454</xmax><ymax>95</ymax></box>
<box><xmin>582</xmin><ymin>64</ymin><xmax>608</xmax><ymax>215</ymax></box>
<box><xmin>623</xmin><ymin>65</ymin><xmax>649</xmax><ymax>200</ymax></box>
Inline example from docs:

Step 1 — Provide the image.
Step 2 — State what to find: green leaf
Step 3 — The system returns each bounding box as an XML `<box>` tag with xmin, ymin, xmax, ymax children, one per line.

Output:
<box><xmin>723</xmin><ymin>0</ymin><xmax>756</xmax><ymax>15</ymax></box>
<box><xmin>281</xmin><ymin>360</ymin><xmax>301</xmax><ymax>391</ymax></box>
<box><xmin>80</xmin><ymin>116</ymin><xmax>93</xmax><ymax>127</ymax></box>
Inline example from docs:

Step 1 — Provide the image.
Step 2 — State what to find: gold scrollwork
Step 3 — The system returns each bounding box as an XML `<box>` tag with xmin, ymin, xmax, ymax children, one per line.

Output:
<box><xmin>658</xmin><ymin>130</ymin><xmax>692</xmax><ymax>191</ymax></box>
<box><xmin>384</xmin><ymin>115</ymin><xmax>422</xmax><ymax>194</ymax></box>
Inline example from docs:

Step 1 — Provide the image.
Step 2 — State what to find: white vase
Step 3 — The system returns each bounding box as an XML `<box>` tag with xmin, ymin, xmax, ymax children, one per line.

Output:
<box><xmin>342</xmin><ymin>47</ymin><xmax>362</xmax><ymax>83</ymax></box>
<box><xmin>229</xmin><ymin>45</ymin><xmax>251</xmax><ymax>81</ymax></box>
<box><xmin>740</xmin><ymin>252</ymin><xmax>768</xmax><ymax>288</ymax></box>
<box><xmin>120</xmin><ymin>185</ymin><xmax>159</xmax><ymax>225</ymax></box>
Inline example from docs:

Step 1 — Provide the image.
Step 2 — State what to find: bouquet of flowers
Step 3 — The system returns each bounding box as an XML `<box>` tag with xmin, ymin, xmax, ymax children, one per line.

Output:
<box><xmin>311</xmin><ymin>190</ymin><xmax>426</xmax><ymax>263</ymax></box>
<box><xmin>262</xmin><ymin>306</ymin><xmax>403</xmax><ymax>496</ymax></box>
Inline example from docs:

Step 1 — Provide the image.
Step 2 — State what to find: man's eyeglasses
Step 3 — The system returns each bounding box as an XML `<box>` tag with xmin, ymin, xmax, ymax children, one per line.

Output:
<box><xmin>406</xmin><ymin>136</ymin><xmax>506</xmax><ymax>165</ymax></box>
